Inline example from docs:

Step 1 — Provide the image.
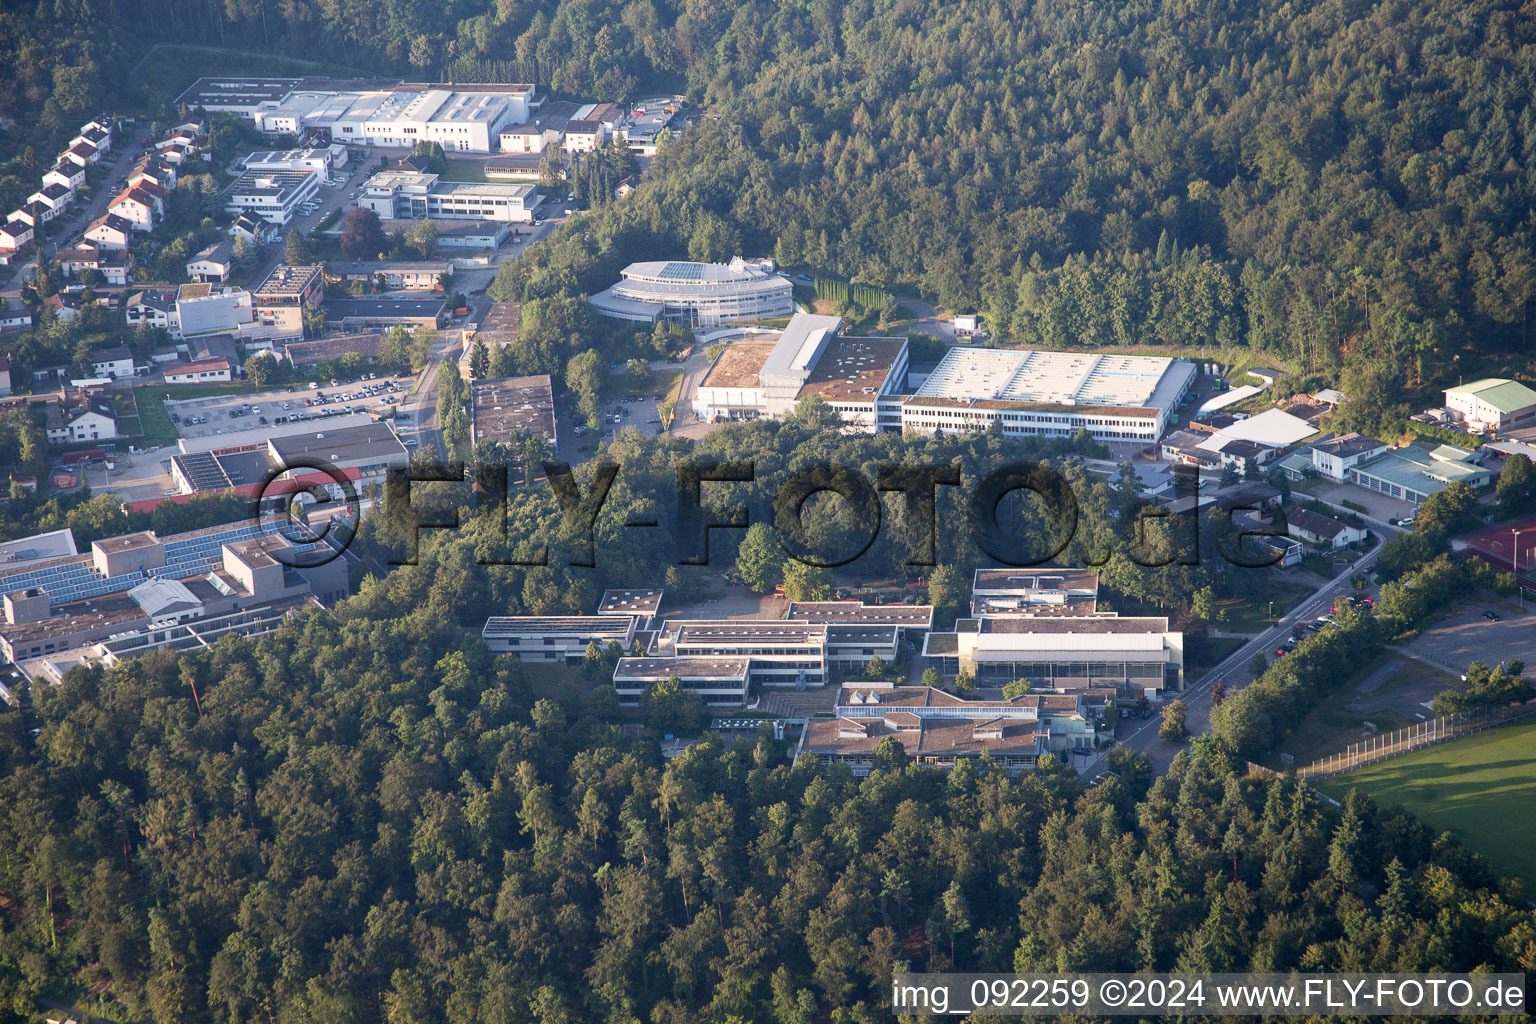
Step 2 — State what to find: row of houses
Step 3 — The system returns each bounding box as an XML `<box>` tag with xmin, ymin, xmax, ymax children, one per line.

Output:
<box><xmin>0</xmin><ymin>116</ymin><xmax>116</xmax><ymax>260</ymax></box>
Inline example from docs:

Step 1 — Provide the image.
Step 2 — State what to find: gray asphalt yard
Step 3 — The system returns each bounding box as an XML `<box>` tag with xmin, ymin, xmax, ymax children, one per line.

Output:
<box><xmin>166</xmin><ymin>378</ymin><xmax>409</xmax><ymax>439</ymax></box>
<box><xmin>1404</xmin><ymin>601</ymin><xmax>1536</xmax><ymax>677</ymax></box>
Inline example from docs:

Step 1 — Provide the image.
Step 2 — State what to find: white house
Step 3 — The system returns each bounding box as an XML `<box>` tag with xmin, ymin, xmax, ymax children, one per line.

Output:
<box><xmin>43</xmin><ymin>163</ymin><xmax>86</xmax><ymax>192</ymax></box>
<box><xmin>72</xmin><ymin>126</ymin><xmax>111</xmax><ymax>155</ymax></box>
<box><xmin>89</xmin><ymin>346</ymin><xmax>135</xmax><ymax>379</ymax></box>
<box><xmin>562</xmin><ymin>119</ymin><xmax>608</xmax><ymax>152</ymax></box>
<box><xmin>128</xmin><ymin>159</ymin><xmax>176</xmax><ymax>191</ymax></box>
<box><xmin>57</xmin><ymin>244</ymin><xmax>131</xmax><ymax>285</ymax></box>
<box><xmin>46</xmin><ymin>395</ymin><xmax>118</xmax><ymax>443</ymax></box>
<box><xmin>79</xmin><ymin>115</ymin><xmax>114</xmax><ymax>139</ymax></box>
<box><xmin>43</xmin><ymin>294</ymin><xmax>84</xmax><ymax>324</ymax></box>
<box><xmin>1286</xmin><ymin>508</ymin><xmax>1366</xmax><ymax>550</ymax></box>
<box><xmin>84</xmin><ymin>214</ymin><xmax>134</xmax><ymax>250</ymax></box>
<box><xmin>26</xmin><ymin>184</ymin><xmax>73</xmax><ymax>222</ymax></box>
<box><xmin>61</xmin><ymin>140</ymin><xmax>99</xmax><ymax>167</ymax></box>
<box><xmin>165</xmin><ymin>358</ymin><xmax>234</xmax><ymax>384</ymax></box>
<box><xmin>0</xmin><ymin>308</ymin><xmax>34</xmax><ymax>332</ymax></box>
<box><xmin>108</xmin><ymin>187</ymin><xmax>161</xmax><ymax>231</ymax></box>
<box><xmin>1309</xmin><ymin>433</ymin><xmax>1388</xmax><ymax>482</ymax></box>
<box><xmin>0</xmin><ymin>220</ymin><xmax>32</xmax><ymax>254</ymax></box>
<box><xmin>228</xmin><ymin>213</ymin><xmax>266</xmax><ymax>246</ymax></box>
<box><xmin>124</xmin><ymin>290</ymin><xmax>178</xmax><ymax>332</ymax></box>
<box><xmin>186</xmin><ymin>242</ymin><xmax>235</xmax><ymax>283</ymax></box>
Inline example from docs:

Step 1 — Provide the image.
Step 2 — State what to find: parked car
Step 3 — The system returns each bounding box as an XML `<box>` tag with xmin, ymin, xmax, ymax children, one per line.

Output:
<box><xmin>1484</xmin><ymin>610</ymin><xmax>1502</xmax><ymax>621</ymax></box>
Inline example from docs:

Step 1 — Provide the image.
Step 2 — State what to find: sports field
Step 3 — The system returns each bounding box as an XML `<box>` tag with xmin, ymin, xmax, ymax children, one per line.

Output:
<box><xmin>1321</xmin><ymin>719</ymin><xmax>1536</xmax><ymax>892</ymax></box>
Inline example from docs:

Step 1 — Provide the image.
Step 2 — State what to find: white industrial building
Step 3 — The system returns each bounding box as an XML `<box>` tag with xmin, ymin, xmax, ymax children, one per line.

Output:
<box><xmin>923</xmin><ymin>570</ymin><xmax>1184</xmax><ymax>697</ymax></box>
<box><xmin>588</xmin><ymin>258</ymin><xmax>794</xmax><ymax>327</ymax></box>
<box><xmin>224</xmin><ymin>168</ymin><xmax>321</xmax><ymax>225</ymax></box>
<box><xmin>895</xmin><ymin>349</ymin><xmax>1197</xmax><ymax>445</ymax></box>
<box><xmin>692</xmin><ymin>313</ymin><xmax>909</xmax><ymax>430</ymax></box>
<box><xmin>177</xmin><ymin>78</ymin><xmax>540</xmax><ymax>154</ymax></box>
<box><xmin>1442</xmin><ymin>378</ymin><xmax>1536</xmax><ymax>433</ymax></box>
<box><xmin>358</xmin><ymin>171</ymin><xmax>540</xmax><ymax>223</ymax></box>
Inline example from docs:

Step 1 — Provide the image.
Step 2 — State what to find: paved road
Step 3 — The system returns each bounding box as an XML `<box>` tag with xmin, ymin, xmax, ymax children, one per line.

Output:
<box><xmin>897</xmin><ymin>296</ymin><xmax>955</xmax><ymax>340</ymax></box>
<box><xmin>1093</xmin><ymin>532</ymin><xmax>1395</xmax><ymax>776</ymax></box>
<box><xmin>399</xmin><ymin>330</ymin><xmax>460</xmax><ymax>460</ymax></box>
<box><xmin>1</xmin><ymin>125</ymin><xmax>152</xmax><ymax>299</ymax></box>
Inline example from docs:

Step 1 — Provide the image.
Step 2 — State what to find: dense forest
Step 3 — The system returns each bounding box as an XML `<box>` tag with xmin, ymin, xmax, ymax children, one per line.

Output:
<box><xmin>1</xmin><ymin>421</ymin><xmax>1534</xmax><ymax>1023</ymax></box>
<box><xmin>4</xmin><ymin>0</ymin><xmax>1536</xmax><ymax>1018</ymax></box>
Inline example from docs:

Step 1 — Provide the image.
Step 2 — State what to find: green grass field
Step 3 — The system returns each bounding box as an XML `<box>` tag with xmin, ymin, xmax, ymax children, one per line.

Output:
<box><xmin>1321</xmin><ymin>719</ymin><xmax>1536</xmax><ymax>892</ymax></box>
<box><xmin>443</xmin><ymin>158</ymin><xmax>489</xmax><ymax>183</ymax></box>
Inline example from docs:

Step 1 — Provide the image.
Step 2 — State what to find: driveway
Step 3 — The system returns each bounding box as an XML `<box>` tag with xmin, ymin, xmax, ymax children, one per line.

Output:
<box><xmin>898</xmin><ymin>296</ymin><xmax>955</xmax><ymax>340</ymax></box>
<box><xmin>665</xmin><ymin>345</ymin><xmax>719</xmax><ymax>440</ymax></box>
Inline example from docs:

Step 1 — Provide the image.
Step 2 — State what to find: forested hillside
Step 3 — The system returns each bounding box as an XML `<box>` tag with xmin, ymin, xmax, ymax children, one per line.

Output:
<box><xmin>6</xmin><ymin>0</ymin><xmax>1534</xmax><ymax>422</ymax></box>
<box><xmin>0</xmin><ymin>432</ymin><xmax>1532</xmax><ymax>1020</ymax></box>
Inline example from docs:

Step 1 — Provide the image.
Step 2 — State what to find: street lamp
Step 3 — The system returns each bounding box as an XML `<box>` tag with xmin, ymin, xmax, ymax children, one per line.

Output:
<box><xmin>1514</xmin><ymin>528</ymin><xmax>1524</xmax><ymax>611</ymax></box>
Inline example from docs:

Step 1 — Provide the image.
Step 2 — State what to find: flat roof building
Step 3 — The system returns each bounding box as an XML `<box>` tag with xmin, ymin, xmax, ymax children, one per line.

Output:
<box><xmin>0</xmin><ymin>516</ymin><xmax>348</xmax><ymax>665</ymax></box>
<box><xmin>898</xmin><ymin>348</ymin><xmax>1197</xmax><ymax>445</ymax></box>
<box><xmin>482</xmin><ymin>616</ymin><xmax>637</xmax><ymax>664</ymax></box>
<box><xmin>1348</xmin><ymin>443</ymin><xmax>1492</xmax><ymax>505</ymax></box>
<box><xmin>692</xmin><ymin>312</ymin><xmax>909</xmax><ymax>431</ymax></box>
<box><xmin>613</xmin><ymin>656</ymin><xmax>750</xmax><ymax>705</ymax></box>
<box><xmin>358</xmin><ymin>171</ymin><xmax>541</xmax><ymax>223</ymax></box>
<box><xmin>589</xmin><ymin>257</ymin><xmax>793</xmax><ymax>328</ymax></box>
<box><xmin>923</xmin><ymin>569</ymin><xmax>1183</xmax><ymax>697</ymax></box>
<box><xmin>224</xmin><ymin>169</ymin><xmax>321</xmax><ymax>225</ymax></box>
<box><xmin>180</xmin><ymin>77</ymin><xmax>538</xmax><ymax>153</ymax></box>
<box><xmin>322</xmin><ymin>296</ymin><xmax>445</xmax><ymax>329</ymax></box>
<box><xmin>470</xmin><ymin>374</ymin><xmax>557</xmax><ymax>447</ymax></box>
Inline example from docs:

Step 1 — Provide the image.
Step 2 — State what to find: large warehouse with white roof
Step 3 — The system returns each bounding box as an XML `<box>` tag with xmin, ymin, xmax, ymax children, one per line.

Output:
<box><xmin>176</xmin><ymin>78</ymin><xmax>541</xmax><ymax>153</ymax></box>
<box><xmin>894</xmin><ymin>348</ymin><xmax>1197</xmax><ymax>443</ymax></box>
<box><xmin>688</xmin><ymin>314</ymin><xmax>1194</xmax><ymax>442</ymax></box>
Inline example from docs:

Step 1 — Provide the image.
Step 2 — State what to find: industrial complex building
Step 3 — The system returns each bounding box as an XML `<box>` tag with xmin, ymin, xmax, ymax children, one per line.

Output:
<box><xmin>687</xmin><ymin>312</ymin><xmax>1194</xmax><ymax>444</ymax></box>
<box><xmin>176</xmin><ymin>78</ymin><xmax>541</xmax><ymax>153</ymax></box>
<box><xmin>169</xmin><ymin>422</ymin><xmax>409</xmax><ymax>509</ymax></box>
<box><xmin>589</xmin><ymin>258</ymin><xmax>794</xmax><ymax>327</ymax></box>
<box><xmin>797</xmin><ymin>686</ymin><xmax>1097</xmax><ymax>775</ymax></box>
<box><xmin>469</xmin><ymin>374</ymin><xmax>557</xmax><ymax>448</ymax></box>
<box><xmin>358</xmin><ymin>171</ymin><xmax>542</xmax><ymax>223</ymax></box>
<box><xmin>475</xmin><ymin>573</ymin><xmax>1173</xmax><ymax>773</ymax></box>
<box><xmin>692</xmin><ymin>313</ymin><xmax>909</xmax><ymax>430</ymax></box>
<box><xmin>897</xmin><ymin>348</ymin><xmax>1197</xmax><ymax>443</ymax></box>
<box><xmin>0</xmin><ymin>519</ymin><xmax>349</xmax><ymax>673</ymax></box>
<box><xmin>922</xmin><ymin>570</ymin><xmax>1184</xmax><ymax>695</ymax></box>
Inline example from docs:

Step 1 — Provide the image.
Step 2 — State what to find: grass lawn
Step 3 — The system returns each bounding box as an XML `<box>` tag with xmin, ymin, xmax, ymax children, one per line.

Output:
<box><xmin>135</xmin><ymin>396</ymin><xmax>180</xmax><ymax>448</ymax></box>
<box><xmin>1321</xmin><ymin>719</ymin><xmax>1536</xmax><ymax>893</ymax></box>
<box><xmin>1212</xmin><ymin>581</ymin><xmax>1314</xmax><ymax>633</ymax></box>
<box><xmin>159</xmin><ymin>382</ymin><xmax>267</xmax><ymax>399</ymax></box>
<box><xmin>443</xmin><ymin>158</ymin><xmax>488</xmax><ymax>183</ymax></box>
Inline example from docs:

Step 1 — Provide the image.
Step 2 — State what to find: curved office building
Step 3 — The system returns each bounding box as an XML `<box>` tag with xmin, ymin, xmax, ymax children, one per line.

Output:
<box><xmin>589</xmin><ymin>257</ymin><xmax>794</xmax><ymax>327</ymax></box>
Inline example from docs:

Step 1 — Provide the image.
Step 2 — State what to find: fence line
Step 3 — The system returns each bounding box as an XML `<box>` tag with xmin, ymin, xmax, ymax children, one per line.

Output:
<box><xmin>1285</xmin><ymin>702</ymin><xmax>1536</xmax><ymax>782</ymax></box>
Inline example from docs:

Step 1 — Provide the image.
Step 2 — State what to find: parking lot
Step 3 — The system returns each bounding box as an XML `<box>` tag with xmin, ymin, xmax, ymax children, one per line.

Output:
<box><xmin>1404</xmin><ymin>601</ymin><xmax>1536</xmax><ymax>678</ymax></box>
<box><xmin>166</xmin><ymin>375</ymin><xmax>412</xmax><ymax>440</ymax></box>
<box><xmin>563</xmin><ymin>390</ymin><xmax>668</xmax><ymax>459</ymax></box>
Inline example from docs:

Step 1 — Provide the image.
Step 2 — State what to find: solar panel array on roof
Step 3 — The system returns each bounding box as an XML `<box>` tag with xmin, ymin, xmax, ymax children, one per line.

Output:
<box><xmin>173</xmin><ymin>451</ymin><xmax>233</xmax><ymax>492</ymax></box>
<box><xmin>0</xmin><ymin>559</ymin><xmax>142</xmax><ymax>604</ymax></box>
<box><xmin>660</xmin><ymin>262</ymin><xmax>704</xmax><ymax>281</ymax></box>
